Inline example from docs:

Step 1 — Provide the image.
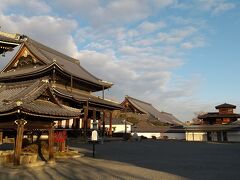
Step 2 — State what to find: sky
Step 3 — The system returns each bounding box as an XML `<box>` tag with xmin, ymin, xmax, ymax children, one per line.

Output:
<box><xmin>0</xmin><ymin>0</ymin><xmax>240</xmax><ymax>122</ymax></box>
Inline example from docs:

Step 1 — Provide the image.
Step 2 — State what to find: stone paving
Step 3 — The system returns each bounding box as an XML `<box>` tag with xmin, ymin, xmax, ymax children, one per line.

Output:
<box><xmin>1</xmin><ymin>140</ymin><xmax>240</xmax><ymax>180</ymax></box>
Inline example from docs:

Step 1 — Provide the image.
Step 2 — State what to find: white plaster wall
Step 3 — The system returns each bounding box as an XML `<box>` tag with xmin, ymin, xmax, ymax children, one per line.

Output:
<box><xmin>227</xmin><ymin>132</ymin><xmax>240</xmax><ymax>142</ymax></box>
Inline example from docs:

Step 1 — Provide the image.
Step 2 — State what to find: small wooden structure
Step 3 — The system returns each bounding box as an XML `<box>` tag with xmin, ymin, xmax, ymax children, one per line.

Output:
<box><xmin>0</xmin><ymin>80</ymin><xmax>80</xmax><ymax>165</ymax></box>
<box><xmin>185</xmin><ymin>103</ymin><xmax>240</xmax><ymax>142</ymax></box>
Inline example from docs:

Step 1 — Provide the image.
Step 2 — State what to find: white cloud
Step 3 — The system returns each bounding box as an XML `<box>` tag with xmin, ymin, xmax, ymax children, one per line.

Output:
<box><xmin>152</xmin><ymin>0</ymin><xmax>177</xmax><ymax>8</ymax></box>
<box><xmin>181</xmin><ymin>38</ymin><xmax>205</xmax><ymax>49</ymax></box>
<box><xmin>212</xmin><ymin>2</ymin><xmax>235</xmax><ymax>14</ymax></box>
<box><xmin>0</xmin><ymin>14</ymin><xmax>78</xmax><ymax>57</ymax></box>
<box><xmin>0</xmin><ymin>0</ymin><xmax>51</xmax><ymax>14</ymax></box>
<box><xmin>137</xmin><ymin>21</ymin><xmax>166</xmax><ymax>33</ymax></box>
<box><xmin>51</xmin><ymin>0</ymin><xmax>176</xmax><ymax>26</ymax></box>
<box><xmin>158</xmin><ymin>26</ymin><xmax>197</xmax><ymax>44</ymax></box>
<box><xmin>76</xmin><ymin>48</ymin><xmax>191</xmax><ymax>112</ymax></box>
<box><xmin>198</xmin><ymin>0</ymin><xmax>236</xmax><ymax>15</ymax></box>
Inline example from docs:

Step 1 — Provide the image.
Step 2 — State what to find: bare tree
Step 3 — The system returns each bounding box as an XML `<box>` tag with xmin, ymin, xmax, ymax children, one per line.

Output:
<box><xmin>191</xmin><ymin>111</ymin><xmax>205</xmax><ymax>125</ymax></box>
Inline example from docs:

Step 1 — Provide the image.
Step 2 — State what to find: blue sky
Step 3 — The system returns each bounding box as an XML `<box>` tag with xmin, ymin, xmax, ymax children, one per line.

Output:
<box><xmin>0</xmin><ymin>0</ymin><xmax>240</xmax><ymax>121</ymax></box>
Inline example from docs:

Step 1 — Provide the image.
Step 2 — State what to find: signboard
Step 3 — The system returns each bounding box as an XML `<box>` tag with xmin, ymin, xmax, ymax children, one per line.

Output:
<box><xmin>91</xmin><ymin>130</ymin><xmax>98</xmax><ymax>141</ymax></box>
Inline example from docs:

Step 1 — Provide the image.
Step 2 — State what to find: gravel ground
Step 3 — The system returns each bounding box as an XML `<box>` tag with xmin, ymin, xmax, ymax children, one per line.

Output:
<box><xmin>1</xmin><ymin>140</ymin><xmax>240</xmax><ymax>180</ymax></box>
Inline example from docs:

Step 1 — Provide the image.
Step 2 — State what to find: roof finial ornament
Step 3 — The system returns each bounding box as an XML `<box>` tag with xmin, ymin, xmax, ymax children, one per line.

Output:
<box><xmin>53</xmin><ymin>58</ymin><xmax>56</xmax><ymax>62</ymax></box>
<box><xmin>16</xmin><ymin>100</ymin><xmax>23</xmax><ymax>106</ymax></box>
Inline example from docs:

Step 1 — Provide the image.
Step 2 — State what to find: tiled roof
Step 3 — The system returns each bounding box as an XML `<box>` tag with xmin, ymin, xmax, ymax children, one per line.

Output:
<box><xmin>0</xmin><ymin>65</ymin><xmax>49</xmax><ymax>79</ymax></box>
<box><xmin>133</xmin><ymin>120</ymin><xmax>176</xmax><ymax>133</ymax></box>
<box><xmin>0</xmin><ymin>80</ymin><xmax>80</xmax><ymax>119</ymax></box>
<box><xmin>125</xmin><ymin>96</ymin><xmax>183</xmax><ymax>125</ymax></box>
<box><xmin>215</xmin><ymin>103</ymin><xmax>236</xmax><ymax>109</ymax></box>
<box><xmin>53</xmin><ymin>86</ymin><xmax>123</xmax><ymax>110</ymax></box>
<box><xmin>21</xmin><ymin>99</ymin><xmax>80</xmax><ymax>118</ymax></box>
<box><xmin>133</xmin><ymin>120</ymin><xmax>184</xmax><ymax>133</ymax></box>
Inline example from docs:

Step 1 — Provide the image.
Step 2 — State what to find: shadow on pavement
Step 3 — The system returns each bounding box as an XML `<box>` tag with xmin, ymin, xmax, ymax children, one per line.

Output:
<box><xmin>68</xmin><ymin>139</ymin><xmax>240</xmax><ymax>180</ymax></box>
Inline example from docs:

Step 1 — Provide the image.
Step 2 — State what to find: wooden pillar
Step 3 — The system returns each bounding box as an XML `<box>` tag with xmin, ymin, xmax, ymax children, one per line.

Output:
<box><xmin>102</xmin><ymin>111</ymin><xmax>105</xmax><ymax>137</ymax></box>
<box><xmin>14</xmin><ymin>119</ymin><xmax>27</xmax><ymax>165</ymax></box>
<box><xmin>98</xmin><ymin>118</ymin><xmax>102</xmax><ymax>130</ymax></box>
<box><xmin>87</xmin><ymin>117</ymin><xmax>91</xmax><ymax>129</ymax></box>
<box><xmin>0</xmin><ymin>130</ymin><xmax>2</xmax><ymax>144</ymax></box>
<box><xmin>48</xmin><ymin>123</ymin><xmax>55</xmax><ymax>162</ymax></box>
<box><xmin>72</xmin><ymin>119</ymin><xmax>76</xmax><ymax>128</ymax></box>
<box><xmin>58</xmin><ymin>120</ymin><xmax>62</xmax><ymax>128</ymax></box>
<box><xmin>109</xmin><ymin>112</ymin><xmax>113</xmax><ymax>136</ymax></box>
<box><xmin>65</xmin><ymin>120</ymin><xmax>69</xmax><ymax>129</ymax></box>
<box><xmin>84</xmin><ymin>106</ymin><xmax>88</xmax><ymax>141</ymax></box>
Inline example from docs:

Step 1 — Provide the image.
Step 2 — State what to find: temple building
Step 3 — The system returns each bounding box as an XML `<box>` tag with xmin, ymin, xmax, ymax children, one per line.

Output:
<box><xmin>121</xmin><ymin>95</ymin><xmax>183</xmax><ymax>125</ymax></box>
<box><xmin>185</xmin><ymin>103</ymin><xmax>240</xmax><ymax>142</ymax></box>
<box><xmin>120</xmin><ymin>96</ymin><xmax>185</xmax><ymax>139</ymax></box>
<box><xmin>0</xmin><ymin>31</ymin><xmax>122</xmax><ymax>165</ymax></box>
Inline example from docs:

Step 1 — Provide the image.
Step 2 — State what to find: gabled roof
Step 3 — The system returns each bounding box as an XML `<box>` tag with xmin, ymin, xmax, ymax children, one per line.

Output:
<box><xmin>0</xmin><ymin>36</ymin><xmax>112</xmax><ymax>90</ymax></box>
<box><xmin>215</xmin><ymin>103</ymin><xmax>236</xmax><ymax>109</ymax></box>
<box><xmin>0</xmin><ymin>80</ymin><xmax>80</xmax><ymax>119</ymax></box>
<box><xmin>123</xmin><ymin>96</ymin><xmax>183</xmax><ymax>125</ymax></box>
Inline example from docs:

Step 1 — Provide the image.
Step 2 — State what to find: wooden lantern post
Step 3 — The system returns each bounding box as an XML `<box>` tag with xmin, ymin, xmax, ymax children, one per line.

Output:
<box><xmin>14</xmin><ymin>119</ymin><xmax>27</xmax><ymax>165</ymax></box>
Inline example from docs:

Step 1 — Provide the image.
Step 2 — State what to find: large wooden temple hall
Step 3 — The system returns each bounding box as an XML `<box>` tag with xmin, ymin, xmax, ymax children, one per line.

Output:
<box><xmin>0</xmin><ymin>31</ymin><xmax>122</xmax><ymax>164</ymax></box>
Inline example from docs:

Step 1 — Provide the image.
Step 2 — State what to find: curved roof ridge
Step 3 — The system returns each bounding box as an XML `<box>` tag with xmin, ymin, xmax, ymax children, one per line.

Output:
<box><xmin>126</xmin><ymin>95</ymin><xmax>152</xmax><ymax>105</ymax></box>
<box><xmin>125</xmin><ymin>95</ymin><xmax>183</xmax><ymax>125</ymax></box>
<box><xmin>6</xmin><ymin>80</ymin><xmax>47</xmax><ymax>102</ymax></box>
<box><xmin>160</xmin><ymin>111</ymin><xmax>172</xmax><ymax>115</ymax></box>
<box><xmin>215</xmin><ymin>103</ymin><xmax>236</xmax><ymax>109</ymax></box>
<box><xmin>127</xmin><ymin>99</ymin><xmax>149</xmax><ymax>114</ymax></box>
<box><xmin>26</xmin><ymin>37</ymin><xmax>76</xmax><ymax>63</ymax></box>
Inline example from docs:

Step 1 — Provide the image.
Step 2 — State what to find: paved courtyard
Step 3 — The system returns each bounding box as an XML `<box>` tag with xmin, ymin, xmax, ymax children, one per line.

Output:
<box><xmin>1</xmin><ymin>140</ymin><xmax>240</xmax><ymax>180</ymax></box>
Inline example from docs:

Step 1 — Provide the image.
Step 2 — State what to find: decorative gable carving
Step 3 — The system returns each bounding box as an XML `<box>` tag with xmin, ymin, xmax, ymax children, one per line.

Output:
<box><xmin>5</xmin><ymin>47</ymin><xmax>45</xmax><ymax>72</ymax></box>
<box><xmin>13</xmin><ymin>49</ymin><xmax>44</xmax><ymax>69</ymax></box>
